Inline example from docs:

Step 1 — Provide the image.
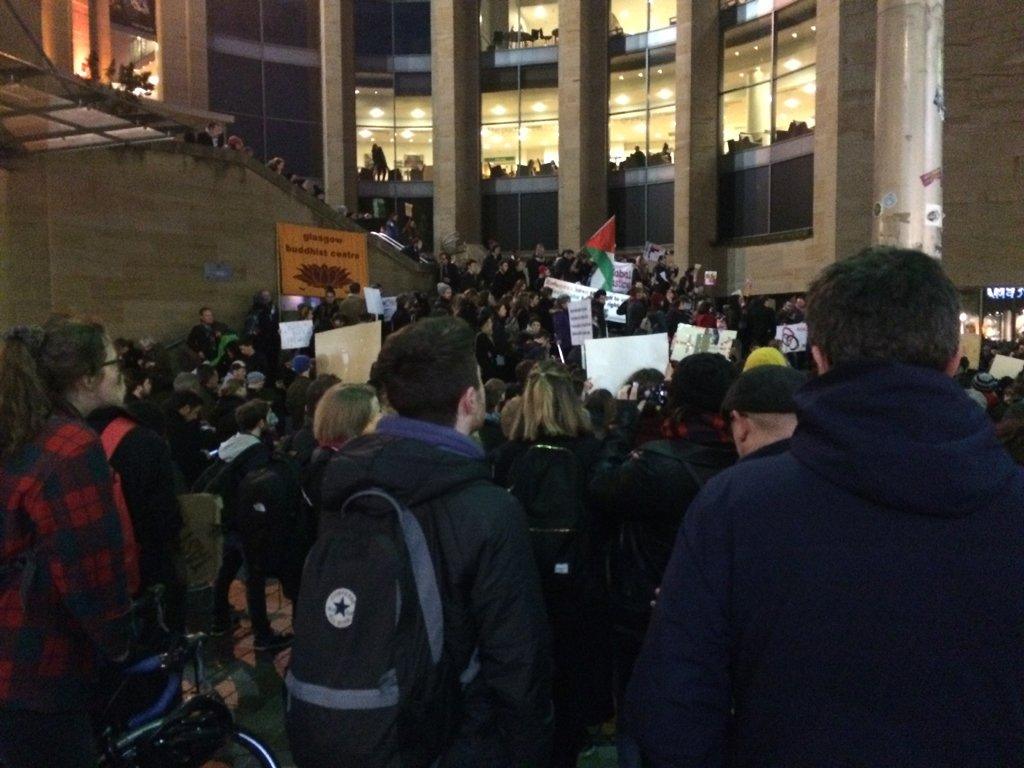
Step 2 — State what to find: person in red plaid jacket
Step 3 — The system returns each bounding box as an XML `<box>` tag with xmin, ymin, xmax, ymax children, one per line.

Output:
<box><xmin>0</xmin><ymin>321</ymin><xmax>134</xmax><ymax>768</ymax></box>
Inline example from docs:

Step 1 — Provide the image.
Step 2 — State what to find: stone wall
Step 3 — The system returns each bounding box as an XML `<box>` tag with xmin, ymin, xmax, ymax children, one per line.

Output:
<box><xmin>0</xmin><ymin>142</ymin><xmax>432</xmax><ymax>340</ymax></box>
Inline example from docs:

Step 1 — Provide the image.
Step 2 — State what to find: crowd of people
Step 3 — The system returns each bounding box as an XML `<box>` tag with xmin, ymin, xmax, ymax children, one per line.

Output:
<box><xmin>2</xmin><ymin>246</ymin><xmax>1024</xmax><ymax>768</ymax></box>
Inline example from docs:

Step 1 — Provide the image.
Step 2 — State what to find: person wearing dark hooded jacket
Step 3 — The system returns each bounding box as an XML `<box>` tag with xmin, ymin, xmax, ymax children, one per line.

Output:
<box><xmin>625</xmin><ymin>248</ymin><xmax>1024</xmax><ymax>768</ymax></box>
<box><xmin>298</xmin><ymin>317</ymin><xmax>551</xmax><ymax>767</ymax></box>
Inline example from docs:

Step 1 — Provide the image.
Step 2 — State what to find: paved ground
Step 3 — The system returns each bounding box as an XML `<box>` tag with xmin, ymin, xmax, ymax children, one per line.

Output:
<box><xmin>196</xmin><ymin>581</ymin><xmax>620</xmax><ymax>768</ymax></box>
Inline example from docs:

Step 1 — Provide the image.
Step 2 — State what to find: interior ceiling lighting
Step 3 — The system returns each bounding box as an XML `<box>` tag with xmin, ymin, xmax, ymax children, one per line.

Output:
<box><xmin>369</xmin><ymin>107</ymin><xmax>385</xmax><ymax>118</ymax></box>
<box><xmin>531</xmin><ymin>101</ymin><xmax>546</xmax><ymax>112</ymax></box>
<box><xmin>533</xmin><ymin>5</ymin><xmax>547</xmax><ymax>19</ymax></box>
<box><xmin>411</xmin><ymin>108</ymin><xmax>426</xmax><ymax>118</ymax></box>
<box><xmin>811</xmin><ymin>25</ymin><xmax>817</xmax><ymax>32</ymax></box>
<box><xmin>358</xmin><ymin>129</ymin><xmax>372</xmax><ymax>138</ymax></box>
<box><xmin>480</xmin><ymin>127</ymin><xmax>491</xmax><ymax>137</ymax></box>
<box><xmin>354</xmin><ymin>88</ymin><xmax>360</xmax><ymax>94</ymax></box>
<box><xmin>491</xmin><ymin>104</ymin><xmax>507</xmax><ymax>116</ymax></box>
<box><xmin>784</xmin><ymin>97</ymin><xmax>800</xmax><ymax>109</ymax></box>
<box><xmin>614</xmin><ymin>94</ymin><xmax>630</xmax><ymax>106</ymax></box>
<box><xmin>784</xmin><ymin>58</ymin><xmax>802</xmax><ymax>71</ymax></box>
<box><xmin>400</xmin><ymin>129</ymin><xmax>414</xmax><ymax>139</ymax></box>
<box><xmin>792</xmin><ymin>32</ymin><xmax>798</xmax><ymax>38</ymax></box>
<box><xmin>802</xmin><ymin>82</ymin><xmax>817</xmax><ymax>94</ymax></box>
<box><xmin>657</xmin><ymin>88</ymin><xmax>673</xmax><ymax>100</ymax></box>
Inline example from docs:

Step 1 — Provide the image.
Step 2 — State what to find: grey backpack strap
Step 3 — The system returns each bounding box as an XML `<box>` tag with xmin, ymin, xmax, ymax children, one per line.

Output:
<box><xmin>341</xmin><ymin>489</ymin><xmax>444</xmax><ymax>664</ymax></box>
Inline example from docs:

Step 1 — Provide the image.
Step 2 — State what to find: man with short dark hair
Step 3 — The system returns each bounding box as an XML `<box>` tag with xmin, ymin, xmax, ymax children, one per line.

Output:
<box><xmin>337</xmin><ymin>282</ymin><xmax>366</xmax><ymax>326</ymax></box>
<box><xmin>301</xmin><ymin>317</ymin><xmax>552</xmax><ymax>765</ymax></box>
<box><xmin>313</xmin><ymin>287</ymin><xmax>340</xmax><ymax>333</ymax></box>
<box><xmin>187</xmin><ymin>306</ymin><xmax>229</xmax><ymax>362</ymax></box>
<box><xmin>625</xmin><ymin>248</ymin><xmax>1024</xmax><ymax>767</ymax></box>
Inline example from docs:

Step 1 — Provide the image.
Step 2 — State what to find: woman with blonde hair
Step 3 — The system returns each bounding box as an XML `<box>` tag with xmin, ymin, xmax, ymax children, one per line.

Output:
<box><xmin>312</xmin><ymin>383</ymin><xmax>380</xmax><ymax>449</ymax></box>
<box><xmin>491</xmin><ymin>360</ymin><xmax>611</xmax><ymax>768</ymax></box>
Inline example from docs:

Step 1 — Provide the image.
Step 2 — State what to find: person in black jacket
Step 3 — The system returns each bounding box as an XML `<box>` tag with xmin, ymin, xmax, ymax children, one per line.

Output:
<box><xmin>164</xmin><ymin>389</ymin><xmax>215</xmax><ymax>489</ymax></box>
<box><xmin>591</xmin><ymin>352</ymin><xmax>737</xmax><ymax>766</ymax></box>
<box><xmin>294</xmin><ymin>317</ymin><xmax>551</xmax><ymax>767</ymax></box>
<box><xmin>743</xmin><ymin>295</ymin><xmax>778</xmax><ymax>356</ymax></box>
<box><xmin>492</xmin><ymin>360</ymin><xmax>611</xmax><ymax>768</ymax></box>
<box><xmin>626</xmin><ymin>248</ymin><xmax>1024</xmax><ymax>768</ymax></box>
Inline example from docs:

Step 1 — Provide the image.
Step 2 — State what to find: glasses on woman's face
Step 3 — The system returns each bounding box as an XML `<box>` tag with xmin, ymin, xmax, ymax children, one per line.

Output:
<box><xmin>101</xmin><ymin>357</ymin><xmax>125</xmax><ymax>381</ymax></box>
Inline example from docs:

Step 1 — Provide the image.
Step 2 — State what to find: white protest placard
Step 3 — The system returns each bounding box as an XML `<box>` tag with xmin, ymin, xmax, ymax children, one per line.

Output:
<box><xmin>363</xmin><ymin>286</ymin><xmax>384</xmax><ymax>316</ymax></box>
<box><xmin>544</xmin><ymin>277</ymin><xmax>628</xmax><ymax>324</ymax></box>
<box><xmin>670</xmin><ymin>324</ymin><xmax>737</xmax><ymax>361</ymax></box>
<box><xmin>568</xmin><ymin>300</ymin><xmax>593</xmax><ymax>346</ymax></box>
<box><xmin>643</xmin><ymin>242</ymin><xmax>666</xmax><ymax>263</ymax></box>
<box><xmin>775</xmin><ymin>323</ymin><xmax>809</xmax><ymax>353</ymax></box>
<box><xmin>704</xmin><ymin>270</ymin><xmax>718</xmax><ymax>287</ymax></box>
<box><xmin>315</xmin><ymin>322</ymin><xmax>382</xmax><ymax>382</ymax></box>
<box><xmin>279</xmin><ymin>320</ymin><xmax>314</xmax><ymax>350</ymax></box>
<box><xmin>584</xmin><ymin>334</ymin><xmax>670</xmax><ymax>394</ymax></box>
<box><xmin>989</xmin><ymin>354</ymin><xmax>1024</xmax><ymax>380</ymax></box>
<box><xmin>612</xmin><ymin>261</ymin><xmax>634</xmax><ymax>293</ymax></box>
<box><xmin>381</xmin><ymin>296</ymin><xmax>398</xmax><ymax>322</ymax></box>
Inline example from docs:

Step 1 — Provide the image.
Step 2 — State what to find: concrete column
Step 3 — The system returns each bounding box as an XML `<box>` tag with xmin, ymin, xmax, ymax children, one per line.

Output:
<box><xmin>157</xmin><ymin>0</ymin><xmax>209</xmax><ymax>107</ymax></box>
<box><xmin>41</xmin><ymin>0</ymin><xmax>75</xmax><ymax>74</ymax></box>
<box><xmin>813</xmin><ymin>0</ymin><xmax>877</xmax><ymax>265</ymax></box>
<box><xmin>558</xmin><ymin>0</ymin><xmax>608</xmax><ymax>251</ymax></box>
<box><xmin>673</xmin><ymin>0</ymin><xmax>721</xmax><ymax>272</ymax></box>
<box><xmin>431</xmin><ymin>0</ymin><xmax>481</xmax><ymax>248</ymax></box>
<box><xmin>320</xmin><ymin>0</ymin><xmax>357</xmax><ymax>209</ymax></box>
<box><xmin>873</xmin><ymin>0</ymin><xmax>943</xmax><ymax>257</ymax></box>
<box><xmin>88</xmin><ymin>0</ymin><xmax>111</xmax><ymax>80</ymax></box>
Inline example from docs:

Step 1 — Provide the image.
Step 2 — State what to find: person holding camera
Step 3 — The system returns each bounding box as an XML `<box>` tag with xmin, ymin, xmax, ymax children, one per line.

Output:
<box><xmin>590</xmin><ymin>353</ymin><xmax>738</xmax><ymax>767</ymax></box>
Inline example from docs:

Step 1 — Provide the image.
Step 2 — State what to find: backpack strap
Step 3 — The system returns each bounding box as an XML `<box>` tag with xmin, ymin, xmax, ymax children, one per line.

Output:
<box><xmin>100</xmin><ymin>416</ymin><xmax>142</xmax><ymax>595</ymax></box>
<box><xmin>100</xmin><ymin>416</ymin><xmax>136</xmax><ymax>457</ymax></box>
<box><xmin>341</xmin><ymin>489</ymin><xmax>443</xmax><ymax>665</ymax></box>
<box><xmin>640</xmin><ymin>442</ymin><xmax>707</xmax><ymax>491</ymax></box>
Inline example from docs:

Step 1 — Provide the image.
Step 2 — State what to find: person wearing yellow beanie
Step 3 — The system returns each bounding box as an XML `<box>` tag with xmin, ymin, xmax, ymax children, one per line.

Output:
<box><xmin>743</xmin><ymin>346</ymin><xmax>789</xmax><ymax>371</ymax></box>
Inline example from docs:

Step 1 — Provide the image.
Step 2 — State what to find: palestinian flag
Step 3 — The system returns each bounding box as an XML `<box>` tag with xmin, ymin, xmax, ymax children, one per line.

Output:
<box><xmin>585</xmin><ymin>216</ymin><xmax>617</xmax><ymax>291</ymax></box>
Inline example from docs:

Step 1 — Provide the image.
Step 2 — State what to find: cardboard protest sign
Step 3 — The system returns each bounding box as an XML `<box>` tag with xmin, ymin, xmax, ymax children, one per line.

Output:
<box><xmin>671</xmin><ymin>324</ymin><xmax>737</xmax><ymax>361</ymax></box>
<box><xmin>279</xmin><ymin>320</ymin><xmax>314</xmax><ymax>351</ymax></box>
<box><xmin>989</xmin><ymin>354</ymin><xmax>1024</xmax><ymax>381</ymax></box>
<box><xmin>315</xmin><ymin>322</ymin><xmax>382</xmax><ymax>383</ymax></box>
<box><xmin>612</xmin><ymin>261</ymin><xmax>634</xmax><ymax>293</ymax></box>
<box><xmin>363</xmin><ymin>286</ymin><xmax>384</xmax><ymax>316</ymax></box>
<box><xmin>568</xmin><ymin>300</ymin><xmax>593</xmax><ymax>346</ymax></box>
<box><xmin>584</xmin><ymin>334</ymin><xmax>669</xmax><ymax>394</ymax></box>
<box><xmin>959</xmin><ymin>333</ymin><xmax>981</xmax><ymax>370</ymax></box>
<box><xmin>775</xmin><ymin>323</ymin><xmax>809</xmax><ymax>354</ymax></box>
<box><xmin>544</xmin><ymin>277</ymin><xmax>628</xmax><ymax>324</ymax></box>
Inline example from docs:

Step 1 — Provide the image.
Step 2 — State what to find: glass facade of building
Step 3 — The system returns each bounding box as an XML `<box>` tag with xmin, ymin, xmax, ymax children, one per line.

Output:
<box><xmin>355</xmin><ymin>73</ymin><xmax>433</xmax><ymax>182</ymax></box>
<box><xmin>608</xmin><ymin>46</ymin><xmax>675</xmax><ymax>169</ymax></box>
<box><xmin>480</xmin><ymin>1</ymin><xmax>560</xmax><ymax>51</ymax></box>
<box><xmin>481</xmin><ymin>64</ymin><xmax>559</xmax><ymax>179</ymax></box>
<box><xmin>609</xmin><ymin>0</ymin><xmax>676</xmax><ymax>35</ymax></box>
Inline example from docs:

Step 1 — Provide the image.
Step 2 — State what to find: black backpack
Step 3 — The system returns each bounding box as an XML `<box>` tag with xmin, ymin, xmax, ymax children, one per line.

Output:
<box><xmin>191</xmin><ymin>452</ymin><xmax>250</xmax><ymax>531</ymax></box>
<box><xmin>507</xmin><ymin>444</ymin><xmax>591</xmax><ymax>591</ymax></box>
<box><xmin>236</xmin><ymin>452</ymin><xmax>315</xmax><ymax>579</ymax></box>
<box><xmin>285</xmin><ymin>489</ymin><xmax>471</xmax><ymax>768</ymax></box>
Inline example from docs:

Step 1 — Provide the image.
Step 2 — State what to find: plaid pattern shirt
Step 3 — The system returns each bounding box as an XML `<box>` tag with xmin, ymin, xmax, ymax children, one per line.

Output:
<box><xmin>0</xmin><ymin>417</ymin><xmax>132</xmax><ymax>711</ymax></box>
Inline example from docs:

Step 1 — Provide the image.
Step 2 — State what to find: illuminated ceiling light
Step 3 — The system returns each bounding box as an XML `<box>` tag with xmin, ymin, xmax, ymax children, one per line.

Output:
<box><xmin>801</xmin><ymin>82</ymin><xmax>817</xmax><ymax>95</ymax></box>
<box><xmin>620</xmin><ymin>9</ymin><xmax>630</xmax><ymax>18</ymax></box>
<box><xmin>400</xmin><ymin>129</ymin><xmax>414</xmax><ymax>139</ymax></box>
<box><xmin>533</xmin><ymin>5</ymin><xmax>546</xmax><ymax>19</ymax></box>
<box><xmin>633</xmin><ymin>122</ymin><xmax>646</xmax><ymax>134</ymax></box>
<box><xmin>753</xmin><ymin>45</ymin><xmax>759</xmax><ymax>50</ymax></box>
<box><xmin>354</xmin><ymin>88</ymin><xmax>360</xmax><ymax>94</ymax></box>
<box><xmin>784</xmin><ymin>97</ymin><xmax>800</xmax><ymax>109</ymax></box>
<box><xmin>638</xmin><ymin>72</ymin><xmax>644</xmax><ymax>77</ymax></box>
<box><xmin>480</xmin><ymin>127</ymin><xmax>491</xmax><ymax>137</ymax></box>
<box><xmin>411</xmin><ymin>108</ymin><xmax>426</xmax><ymax>119</ymax></box>
<box><xmin>734</xmin><ymin>51</ymin><xmax>740</xmax><ymax>57</ymax></box>
<box><xmin>656</xmin><ymin>88</ymin><xmax>673</xmax><ymax>100</ymax></box>
<box><xmin>783</xmin><ymin>58</ymin><xmax>802</xmax><ymax>71</ymax></box>
<box><xmin>614</xmin><ymin>94</ymin><xmax>630</xmax><ymax>106</ymax></box>
<box><xmin>358</xmin><ymin>129</ymin><xmax>373</xmax><ymax>139</ymax></box>
<box><xmin>518</xmin><ymin>126</ymin><xmax>529</xmax><ymax>139</ymax></box>
<box><xmin>491</xmin><ymin>104</ymin><xmax>507</xmax><ymax>116</ymax></box>
<box><xmin>373</xmin><ymin>90</ymin><xmax>379</xmax><ymax>95</ymax></box>
<box><xmin>791</xmin><ymin>32</ymin><xmax>798</xmax><ymax>38</ymax></box>
<box><xmin>369</xmin><ymin>107</ymin><xmax>385</xmax><ymax>118</ymax></box>
<box><xmin>531</xmin><ymin>101</ymin><xmax>546</xmax><ymax>112</ymax></box>
<box><xmin>618</xmin><ymin>74</ymin><xmax>625</xmax><ymax>80</ymax></box>
<box><xmin>811</xmin><ymin>25</ymin><xmax>816</xmax><ymax>31</ymax></box>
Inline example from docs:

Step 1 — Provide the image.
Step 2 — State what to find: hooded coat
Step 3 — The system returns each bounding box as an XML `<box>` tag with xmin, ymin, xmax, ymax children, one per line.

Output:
<box><xmin>318</xmin><ymin>421</ymin><xmax>552</xmax><ymax>766</ymax></box>
<box><xmin>625</xmin><ymin>362</ymin><xmax>1024</xmax><ymax>767</ymax></box>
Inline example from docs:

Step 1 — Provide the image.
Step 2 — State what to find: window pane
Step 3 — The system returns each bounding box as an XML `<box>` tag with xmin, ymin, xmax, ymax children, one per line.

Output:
<box><xmin>648</xmin><ymin>107</ymin><xmax>674</xmax><ymax>163</ymax></box>
<box><xmin>776</xmin><ymin>0</ymin><xmax>817</xmax><ymax>72</ymax></box>
<box><xmin>395</xmin><ymin>127</ymin><xmax>432</xmax><ymax>180</ymax></box>
<box><xmin>719</xmin><ymin>166</ymin><xmax>771</xmax><ymax>239</ymax></box>
<box><xmin>649</xmin><ymin>0</ymin><xmax>676</xmax><ymax>31</ymax></box>
<box><xmin>649</xmin><ymin>52</ymin><xmax>675</xmax><ymax>106</ymax></box>
<box><xmin>262</xmin><ymin>0</ymin><xmax>320</xmax><ymax>48</ymax></box>
<box><xmin>519</xmin><ymin>120</ymin><xmax>558</xmax><ymax>172</ymax></box>
<box><xmin>520</xmin><ymin>84</ymin><xmax>558</xmax><ymax>122</ymax></box>
<box><xmin>356</xmin><ymin>82</ymin><xmax>395</xmax><ymax>127</ymax></box>
<box><xmin>520</xmin><ymin>192</ymin><xmax>558</xmax><ymax>252</ymax></box>
<box><xmin>722</xmin><ymin>17</ymin><xmax>772</xmax><ymax>92</ymax></box>
<box><xmin>610</xmin><ymin>53</ymin><xmax>646</xmax><ymax>114</ymax></box>
<box><xmin>647</xmin><ymin>182</ymin><xmax>674</xmax><ymax>244</ymax></box>
<box><xmin>770</xmin><ymin>154</ymin><xmax>814</xmax><ymax>231</ymax></box>
<box><xmin>265</xmin><ymin>119</ymin><xmax>322</xmax><ymax>179</ymax></box>
<box><xmin>610</xmin><ymin>0</ymin><xmax>646</xmax><ymax>35</ymax></box>
<box><xmin>508</xmin><ymin>2</ymin><xmax>559</xmax><ymax>48</ymax></box>
<box><xmin>394</xmin><ymin>94</ymin><xmax>431</xmax><ymax>127</ymax></box>
<box><xmin>481</xmin><ymin>124</ymin><xmax>519</xmax><ymax>177</ymax></box>
<box><xmin>354</xmin><ymin>0</ymin><xmax>392</xmax><ymax>58</ymax></box>
<box><xmin>264</xmin><ymin>61</ymin><xmax>321</xmax><ymax>121</ymax></box>
<box><xmin>208</xmin><ymin>0</ymin><xmax>261</xmax><ymax>39</ymax></box>
<box><xmin>394</xmin><ymin>2</ymin><xmax>431</xmax><ymax>55</ymax></box>
<box><xmin>774</xmin><ymin>66</ymin><xmax>816</xmax><ymax>138</ymax></box>
<box><xmin>482</xmin><ymin>89</ymin><xmax>520</xmax><ymax>125</ymax></box>
<box><xmin>609</xmin><ymin>111</ymin><xmax>648</xmax><ymax>167</ymax></box>
<box><xmin>720</xmin><ymin>82</ymin><xmax>771</xmax><ymax>153</ymax></box>
<box><xmin>208</xmin><ymin>51</ymin><xmax>263</xmax><ymax>116</ymax></box>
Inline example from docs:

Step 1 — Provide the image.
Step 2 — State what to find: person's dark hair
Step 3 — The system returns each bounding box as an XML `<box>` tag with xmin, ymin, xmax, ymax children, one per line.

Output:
<box><xmin>199</xmin><ymin>306</ymin><xmax>212</xmax><ymax>316</ymax></box>
<box><xmin>516</xmin><ymin>359</ymin><xmax>538</xmax><ymax>385</ymax></box>
<box><xmin>235</xmin><ymin>399</ymin><xmax>269</xmax><ymax>432</ymax></box>
<box><xmin>123</xmin><ymin>366</ymin><xmax>151</xmax><ymax>394</ymax></box>
<box><xmin>484</xmin><ymin>378</ymin><xmax>507</xmax><ymax>412</ymax></box>
<box><xmin>374</xmin><ymin>317</ymin><xmax>479</xmax><ymax>425</ymax></box>
<box><xmin>625</xmin><ymin>367</ymin><xmax>665</xmax><ymax>390</ymax></box>
<box><xmin>166</xmin><ymin>389</ymin><xmax>204</xmax><ymax>413</ymax></box>
<box><xmin>349</xmin><ymin>282</ymin><xmax>361</xmax><ymax>294</ymax></box>
<box><xmin>324</xmin><ymin>286</ymin><xmax>335</xmax><ymax>295</ymax></box>
<box><xmin>806</xmin><ymin>247</ymin><xmax>960</xmax><ymax>371</ymax></box>
<box><xmin>305</xmin><ymin>373</ymin><xmax>342</xmax><ymax>419</ymax></box>
<box><xmin>239</xmin><ymin>336</ymin><xmax>255</xmax><ymax>348</ymax></box>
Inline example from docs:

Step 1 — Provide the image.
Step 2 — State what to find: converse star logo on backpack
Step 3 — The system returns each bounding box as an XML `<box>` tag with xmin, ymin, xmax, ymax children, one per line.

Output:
<box><xmin>325</xmin><ymin>587</ymin><xmax>357</xmax><ymax>629</ymax></box>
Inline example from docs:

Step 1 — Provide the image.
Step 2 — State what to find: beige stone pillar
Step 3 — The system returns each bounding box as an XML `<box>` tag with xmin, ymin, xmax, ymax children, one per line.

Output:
<box><xmin>431</xmin><ymin>0</ymin><xmax>481</xmax><ymax>248</ymax></box>
<box><xmin>873</xmin><ymin>0</ymin><xmax>943</xmax><ymax>257</ymax></box>
<box><xmin>320</xmin><ymin>0</ymin><xmax>357</xmax><ymax>209</ymax></box>
<box><xmin>88</xmin><ymin>0</ymin><xmax>111</xmax><ymax>80</ymax></box>
<box><xmin>558</xmin><ymin>0</ymin><xmax>608</xmax><ymax>251</ymax></box>
<box><xmin>673</xmin><ymin>0</ymin><xmax>721</xmax><ymax>271</ymax></box>
<box><xmin>814</xmin><ymin>0</ymin><xmax>877</xmax><ymax>265</ymax></box>
<box><xmin>41</xmin><ymin>0</ymin><xmax>75</xmax><ymax>74</ymax></box>
<box><xmin>157</xmin><ymin>0</ymin><xmax>209</xmax><ymax>107</ymax></box>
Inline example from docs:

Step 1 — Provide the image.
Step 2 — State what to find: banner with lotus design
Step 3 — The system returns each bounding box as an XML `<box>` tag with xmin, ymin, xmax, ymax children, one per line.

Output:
<box><xmin>277</xmin><ymin>223</ymin><xmax>368</xmax><ymax>298</ymax></box>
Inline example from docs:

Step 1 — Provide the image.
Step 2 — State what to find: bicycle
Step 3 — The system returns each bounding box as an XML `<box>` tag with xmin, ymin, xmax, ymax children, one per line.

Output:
<box><xmin>97</xmin><ymin>630</ymin><xmax>281</xmax><ymax>768</ymax></box>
